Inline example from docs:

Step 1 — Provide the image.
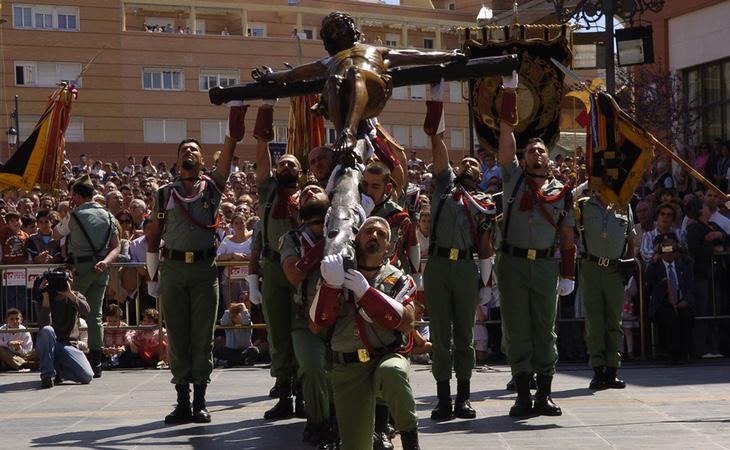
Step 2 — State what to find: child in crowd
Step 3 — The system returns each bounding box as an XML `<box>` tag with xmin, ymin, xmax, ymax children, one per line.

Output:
<box><xmin>126</xmin><ymin>308</ymin><xmax>167</xmax><ymax>367</ymax></box>
<box><xmin>216</xmin><ymin>302</ymin><xmax>259</xmax><ymax>368</ymax></box>
<box><xmin>102</xmin><ymin>304</ymin><xmax>128</xmax><ymax>368</ymax></box>
<box><xmin>0</xmin><ymin>308</ymin><xmax>35</xmax><ymax>370</ymax></box>
<box><xmin>1</xmin><ymin>211</ymin><xmax>30</xmax><ymax>317</ymax></box>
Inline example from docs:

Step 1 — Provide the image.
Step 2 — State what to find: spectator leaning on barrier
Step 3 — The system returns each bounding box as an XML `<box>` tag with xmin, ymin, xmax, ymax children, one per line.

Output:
<box><xmin>215</xmin><ymin>303</ymin><xmax>259</xmax><ymax>368</ymax></box>
<box><xmin>1</xmin><ymin>210</ymin><xmax>30</xmax><ymax>317</ymax></box>
<box><xmin>27</xmin><ymin>211</ymin><xmax>62</xmax><ymax>264</ymax></box>
<box><xmin>35</xmin><ymin>267</ymin><xmax>94</xmax><ymax>388</ymax></box>
<box><xmin>0</xmin><ymin>308</ymin><xmax>35</xmax><ymax>370</ymax></box>
<box><xmin>102</xmin><ymin>303</ymin><xmax>128</xmax><ymax>368</ymax></box>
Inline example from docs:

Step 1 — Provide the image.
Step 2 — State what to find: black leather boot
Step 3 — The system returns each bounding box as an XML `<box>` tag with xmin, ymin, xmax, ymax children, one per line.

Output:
<box><xmin>589</xmin><ymin>366</ymin><xmax>607</xmax><ymax>390</ymax></box>
<box><xmin>400</xmin><ymin>429</ymin><xmax>420</xmax><ymax>450</ymax></box>
<box><xmin>264</xmin><ymin>382</ymin><xmax>294</xmax><ymax>420</ymax></box>
<box><xmin>533</xmin><ymin>375</ymin><xmax>562</xmax><ymax>416</ymax></box>
<box><xmin>506</xmin><ymin>376</ymin><xmax>516</xmax><ymax>391</ymax></box>
<box><xmin>604</xmin><ymin>367</ymin><xmax>626</xmax><ymax>389</ymax></box>
<box><xmin>509</xmin><ymin>374</ymin><xmax>533</xmax><ymax>417</ymax></box>
<box><xmin>373</xmin><ymin>404</ymin><xmax>394</xmax><ymax>450</ymax></box>
<box><xmin>89</xmin><ymin>349</ymin><xmax>102</xmax><ymax>378</ymax></box>
<box><xmin>294</xmin><ymin>382</ymin><xmax>307</xmax><ymax>419</ymax></box>
<box><xmin>454</xmin><ymin>379</ymin><xmax>477</xmax><ymax>419</ymax></box>
<box><xmin>430</xmin><ymin>381</ymin><xmax>453</xmax><ymax>421</ymax></box>
<box><xmin>164</xmin><ymin>384</ymin><xmax>192</xmax><ymax>424</ymax></box>
<box><xmin>192</xmin><ymin>384</ymin><xmax>211</xmax><ymax>423</ymax></box>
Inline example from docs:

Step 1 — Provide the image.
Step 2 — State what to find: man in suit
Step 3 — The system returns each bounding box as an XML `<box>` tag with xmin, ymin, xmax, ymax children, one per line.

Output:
<box><xmin>645</xmin><ymin>234</ymin><xmax>695</xmax><ymax>364</ymax></box>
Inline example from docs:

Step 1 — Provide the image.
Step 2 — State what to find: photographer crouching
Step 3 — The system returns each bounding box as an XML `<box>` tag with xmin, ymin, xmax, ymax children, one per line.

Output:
<box><xmin>35</xmin><ymin>268</ymin><xmax>94</xmax><ymax>388</ymax></box>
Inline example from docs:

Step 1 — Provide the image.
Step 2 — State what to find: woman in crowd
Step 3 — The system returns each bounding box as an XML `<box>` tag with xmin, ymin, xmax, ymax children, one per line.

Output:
<box><xmin>141</xmin><ymin>156</ymin><xmax>158</xmax><ymax>177</ymax></box>
<box><xmin>216</xmin><ymin>213</ymin><xmax>252</xmax><ymax>305</ymax></box>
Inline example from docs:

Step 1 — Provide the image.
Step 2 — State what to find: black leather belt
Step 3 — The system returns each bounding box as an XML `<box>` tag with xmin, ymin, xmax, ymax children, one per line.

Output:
<box><xmin>262</xmin><ymin>247</ymin><xmax>281</xmax><ymax>262</ymax></box>
<box><xmin>333</xmin><ymin>343</ymin><xmax>400</xmax><ymax>364</ymax></box>
<box><xmin>72</xmin><ymin>255</ymin><xmax>99</xmax><ymax>264</ymax></box>
<box><xmin>501</xmin><ymin>243</ymin><xmax>552</xmax><ymax>260</ymax></box>
<box><xmin>165</xmin><ymin>247</ymin><xmax>216</xmax><ymax>263</ymax></box>
<box><xmin>429</xmin><ymin>245</ymin><xmax>474</xmax><ymax>261</ymax></box>
<box><xmin>585</xmin><ymin>253</ymin><xmax>618</xmax><ymax>267</ymax></box>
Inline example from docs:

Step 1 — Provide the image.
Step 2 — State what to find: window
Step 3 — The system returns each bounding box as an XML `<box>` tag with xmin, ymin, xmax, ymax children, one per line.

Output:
<box><xmin>384</xmin><ymin>33</ymin><xmax>400</xmax><ymax>47</ymax></box>
<box><xmin>393</xmin><ymin>126</ymin><xmax>409</xmax><ymax>147</ymax></box>
<box><xmin>297</xmin><ymin>27</ymin><xmax>316</xmax><ymax>40</ymax></box>
<box><xmin>448</xmin><ymin>2</ymin><xmax>456</xmax><ymax>11</ymax></box>
<box><xmin>423</xmin><ymin>38</ymin><xmax>434</xmax><ymax>49</ymax></box>
<box><xmin>143</xmin><ymin>119</ymin><xmax>186</xmax><ymax>143</ymax></box>
<box><xmin>199</xmin><ymin>69</ymin><xmax>238</xmax><ymax>91</ymax></box>
<box><xmin>14</xmin><ymin>61</ymin><xmax>82</xmax><ymax>87</ymax></box>
<box><xmin>410</xmin><ymin>85</ymin><xmax>425</xmax><ymax>100</ymax></box>
<box><xmin>411</xmin><ymin>126</ymin><xmax>426</xmax><ymax>148</ymax></box>
<box><xmin>247</xmin><ymin>23</ymin><xmax>266</xmax><ymax>37</ymax></box>
<box><xmin>450</xmin><ymin>128</ymin><xmax>464</xmax><ymax>149</ymax></box>
<box><xmin>12</xmin><ymin>4</ymin><xmax>79</xmax><ymax>31</ymax></box>
<box><xmin>684</xmin><ymin>57</ymin><xmax>730</xmax><ymax>142</ymax></box>
<box><xmin>392</xmin><ymin>86</ymin><xmax>407</xmax><ymax>100</ymax></box>
<box><xmin>325</xmin><ymin>128</ymin><xmax>337</xmax><ymax>145</ymax></box>
<box><xmin>143</xmin><ymin>68</ymin><xmax>183</xmax><ymax>91</ymax></box>
<box><xmin>200</xmin><ymin>119</ymin><xmax>226</xmax><ymax>144</ymax></box>
<box><xmin>186</xmin><ymin>19</ymin><xmax>205</xmax><ymax>34</ymax></box>
<box><xmin>274</xmin><ymin>123</ymin><xmax>289</xmax><ymax>143</ymax></box>
<box><xmin>450</xmin><ymin>81</ymin><xmax>462</xmax><ymax>103</ymax></box>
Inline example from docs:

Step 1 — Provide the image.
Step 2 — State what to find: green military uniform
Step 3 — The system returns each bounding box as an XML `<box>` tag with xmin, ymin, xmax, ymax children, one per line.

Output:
<box><xmin>372</xmin><ymin>196</ymin><xmax>416</xmax><ymax>273</ymax></box>
<box><xmin>68</xmin><ymin>202</ymin><xmax>118</xmax><ymax>352</ymax></box>
<box><xmin>257</xmin><ymin>176</ymin><xmax>297</xmax><ymax>385</ymax></box>
<box><xmin>155</xmin><ymin>172</ymin><xmax>225</xmax><ymax>385</ymax></box>
<box><xmin>279</xmin><ymin>228</ymin><xmax>330</xmax><ymax>426</ymax></box>
<box><xmin>496</xmin><ymin>157</ymin><xmax>574</xmax><ymax>377</ymax></box>
<box><xmin>577</xmin><ymin>194</ymin><xmax>634</xmax><ymax>370</ymax></box>
<box><xmin>423</xmin><ymin>168</ymin><xmax>490</xmax><ymax>383</ymax></box>
<box><xmin>328</xmin><ymin>263</ymin><xmax>417</xmax><ymax>450</ymax></box>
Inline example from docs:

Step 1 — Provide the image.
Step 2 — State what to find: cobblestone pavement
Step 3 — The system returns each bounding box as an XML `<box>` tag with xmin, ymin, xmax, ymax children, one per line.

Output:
<box><xmin>1</xmin><ymin>361</ymin><xmax>729</xmax><ymax>449</ymax></box>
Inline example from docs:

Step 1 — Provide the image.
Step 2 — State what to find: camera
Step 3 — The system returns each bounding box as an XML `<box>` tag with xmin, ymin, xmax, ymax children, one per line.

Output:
<box><xmin>32</xmin><ymin>271</ymin><xmax>71</xmax><ymax>302</ymax></box>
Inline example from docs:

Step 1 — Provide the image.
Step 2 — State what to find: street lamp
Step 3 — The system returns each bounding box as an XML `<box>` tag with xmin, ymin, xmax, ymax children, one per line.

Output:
<box><xmin>7</xmin><ymin>127</ymin><xmax>17</xmax><ymax>147</ymax></box>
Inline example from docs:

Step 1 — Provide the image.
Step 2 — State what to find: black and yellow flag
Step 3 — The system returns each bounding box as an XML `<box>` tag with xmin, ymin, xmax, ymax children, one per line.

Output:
<box><xmin>588</xmin><ymin>91</ymin><xmax>654</xmax><ymax>209</ymax></box>
<box><xmin>0</xmin><ymin>84</ymin><xmax>77</xmax><ymax>192</ymax></box>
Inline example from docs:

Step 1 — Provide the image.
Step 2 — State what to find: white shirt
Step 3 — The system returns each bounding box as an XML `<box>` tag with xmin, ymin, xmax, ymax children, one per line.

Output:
<box><xmin>710</xmin><ymin>210</ymin><xmax>730</xmax><ymax>235</ymax></box>
<box><xmin>217</xmin><ymin>237</ymin><xmax>251</xmax><ymax>257</ymax></box>
<box><xmin>0</xmin><ymin>324</ymin><xmax>33</xmax><ymax>356</ymax></box>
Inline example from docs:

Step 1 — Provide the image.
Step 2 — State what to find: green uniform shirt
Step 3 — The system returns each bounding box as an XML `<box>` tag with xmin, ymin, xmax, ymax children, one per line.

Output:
<box><xmin>430</xmin><ymin>168</ymin><xmax>490</xmax><ymax>251</ymax></box>
<box><xmin>330</xmin><ymin>264</ymin><xmax>414</xmax><ymax>354</ymax></box>
<box><xmin>500</xmin><ymin>157</ymin><xmax>574</xmax><ymax>250</ymax></box>
<box><xmin>153</xmin><ymin>171</ymin><xmax>225</xmax><ymax>251</ymax></box>
<box><xmin>372</xmin><ymin>197</ymin><xmax>408</xmax><ymax>266</ymax></box>
<box><xmin>578</xmin><ymin>194</ymin><xmax>634</xmax><ymax>260</ymax></box>
<box><xmin>279</xmin><ymin>227</ymin><xmax>321</xmax><ymax>307</ymax></box>
<box><xmin>258</xmin><ymin>176</ymin><xmax>296</xmax><ymax>257</ymax></box>
<box><xmin>68</xmin><ymin>202</ymin><xmax>119</xmax><ymax>258</ymax></box>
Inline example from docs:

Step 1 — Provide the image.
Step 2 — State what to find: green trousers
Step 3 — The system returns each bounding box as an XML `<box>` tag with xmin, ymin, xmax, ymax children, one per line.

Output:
<box><xmin>496</xmin><ymin>253</ymin><xmax>559</xmax><ymax>377</ymax></box>
<box><xmin>423</xmin><ymin>256</ymin><xmax>479</xmax><ymax>382</ymax></box>
<box><xmin>261</xmin><ymin>257</ymin><xmax>296</xmax><ymax>383</ymax></box>
<box><xmin>160</xmin><ymin>259</ymin><xmax>219</xmax><ymax>385</ymax></box>
<box><xmin>292</xmin><ymin>321</ymin><xmax>330</xmax><ymax>424</ymax></box>
<box><xmin>73</xmin><ymin>264</ymin><xmax>110</xmax><ymax>351</ymax></box>
<box><xmin>331</xmin><ymin>353</ymin><xmax>417</xmax><ymax>450</ymax></box>
<box><xmin>579</xmin><ymin>260</ymin><xmax>624</xmax><ymax>368</ymax></box>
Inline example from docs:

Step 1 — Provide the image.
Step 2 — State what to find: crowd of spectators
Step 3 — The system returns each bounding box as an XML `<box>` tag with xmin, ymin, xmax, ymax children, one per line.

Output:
<box><xmin>0</xmin><ymin>137</ymin><xmax>728</xmax><ymax>373</ymax></box>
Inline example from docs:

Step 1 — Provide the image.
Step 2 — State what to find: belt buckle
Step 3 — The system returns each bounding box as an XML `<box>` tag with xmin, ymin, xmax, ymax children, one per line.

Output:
<box><xmin>527</xmin><ymin>249</ymin><xmax>537</xmax><ymax>260</ymax></box>
<box><xmin>184</xmin><ymin>251</ymin><xmax>194</xmax><ymax>264</ymax></box>
<box><xmin>357</xmin><ymin>348</ymin><xmax>370</xmax><ymax>363</ymax></box>
<box><xmin>449</xmin><ymin>248</ymin><xmax>459</xmax><ymax>261</ymax></box>
<box><xmin>598</xmin><ymin>257</ymin><xmax>609</xmax><ymax>267</ymax></box>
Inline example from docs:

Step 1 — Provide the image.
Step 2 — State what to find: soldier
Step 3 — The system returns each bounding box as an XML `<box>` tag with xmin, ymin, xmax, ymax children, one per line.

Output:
<box><xmin>55</xmin><ymin>174</ymin><xmax>121</xmax><ymax>378</ymax></box>
<box><xmin>148</xmin><ymin>101</ymin><xmax>246</xmax><ymax>424</ymax></box>
<box><xmin>279</xmin><ymin>183</ymin><xmax>335</xmax><ymax>447</ymax></box>
<box><xmin>310</xmin><ymin>216</ymin><xmax>419</xmax><ymax>450</ymax></box>
<box><xmin>577</xmin><ymin>191</ymin><xmax>634</xmax><ymax>390</ymax></box>
<box><xmin>422</xmin><ymin>81</ymin><xmax>495</xmax><ymax>421</ymax></box>
<box><xmin>253</xmin><ymin>100</ymin><xmax>304</xmax><ymax>420</ymax></box>
<box><xmin>496</xmin><ymin>71</ymin><xmax>576</xmax><ymax>417</ymax></box>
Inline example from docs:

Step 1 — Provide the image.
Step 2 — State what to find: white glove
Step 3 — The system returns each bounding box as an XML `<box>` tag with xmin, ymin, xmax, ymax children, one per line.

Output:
<box><xmin>479</xmin><ymin>258</ymin><xmax>493</xmax><ymax>286</ymax></box>
<box><xmin>479</xmin><ymin>286</ymin><xmax>491</xmax><ymax>306</ymax></box>
<box><xmin>321</xmin><ymin>254</ymin><xmax>345</xmax><ymax>287</ymax></box>
<box><xmin>360</xmin><ymin>193</ymin><xmax>375</xmax><ymax>217</ymax></box>
<box><xmin>430</xmin><ymin>79</ymin><xmax>445</xmax><ymax>101</ymax></box>
<box><xmin>147</xmin><ymin>281</ymin><xmax>160</xmax><ymax>298</ymax></box>
<box><xmin>412</xmin><ymin>273</ymin><xmax>423</xmax><ymax>291</ymax></box>
<box><xmin>146</xmin><ymin>251</ymin><xmax>160</xmax><ymax>281</ymax></box>
<box><xmin>557</xmin><ymin>278</ymin><xmax>575</xmax><ymax>296</ymax></box>
<box><xmin>502</xmin><ymin>70</ymin><xmax>519</xmax><ymax>89</ymax></box>
<box><xmin>246</xmin><ymin>274</ymin><xmax>262</xmax><ymax>305</ymax></box>
<box><xmin>343</xmin><ymin>269</ymin><xmax>370</xmax><ymax>299</ymax></box>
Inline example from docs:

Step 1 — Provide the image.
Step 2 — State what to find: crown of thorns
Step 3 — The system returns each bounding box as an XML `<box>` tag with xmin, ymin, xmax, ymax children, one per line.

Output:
<box><xmin>320</xmin><ymin>11</ymin><xmax>361</xmax><ymax>42</ymax></box>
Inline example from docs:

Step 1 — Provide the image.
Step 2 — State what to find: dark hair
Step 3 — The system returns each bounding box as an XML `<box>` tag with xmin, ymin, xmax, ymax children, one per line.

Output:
<box><xmin>177</xmin><ymin>138</ymin><xmax>201</xmax><ymax>155</ymax></box>
<box><xmin>684</xmin><ymin>197</ymin><xmax>703</xmax><ymax>220</ymax></box>
<box><xmin>364</xmin><ymin>161</ymin><xmax>392</xmax><ymax>184</ymax></box>
<box><xmin>655</xmin><ymin>202</ymin><xmax>676</xmax><ymax>220</ymax></box>
<box><xmin>320</xmin><ymin>12</ymin><xmax>361</xmax><ymax>55</ymax></box>
<box><xmin>105</xmin><ymin>304</ymin><xmax>123</xmax><ymax>318</ymax></box>
<box><xmin>72</xmin><ymin>182</ymin><xmax>94</xmax><ymax>198</ymax></box>
<box><xmin>36</xmin><ymin>210</ymin><xmax>51</xmax><ymax>221</ymax></box>
<box><xmin>526</xmin><ymin>137</ymin><xmax>545</xmax><ymax>147</ymax></box>
<box><xmin>4</xmin><ymin>210</ymin><xmax>20</xmax><ymax>221</ymax></box>
<box><xmin>21</xmin><ymin>215</ymin><xmax>36</xmax><ymax>227</ymax></box>
<box><xmin>143</xmin><ymin>308</ymin><xmax>160</xmax><ymax>324</ymax></box>
<box><xmin>6</xmin><ymin>307</ymin><xmax>22</xmax><ymax>319</ymax></box>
